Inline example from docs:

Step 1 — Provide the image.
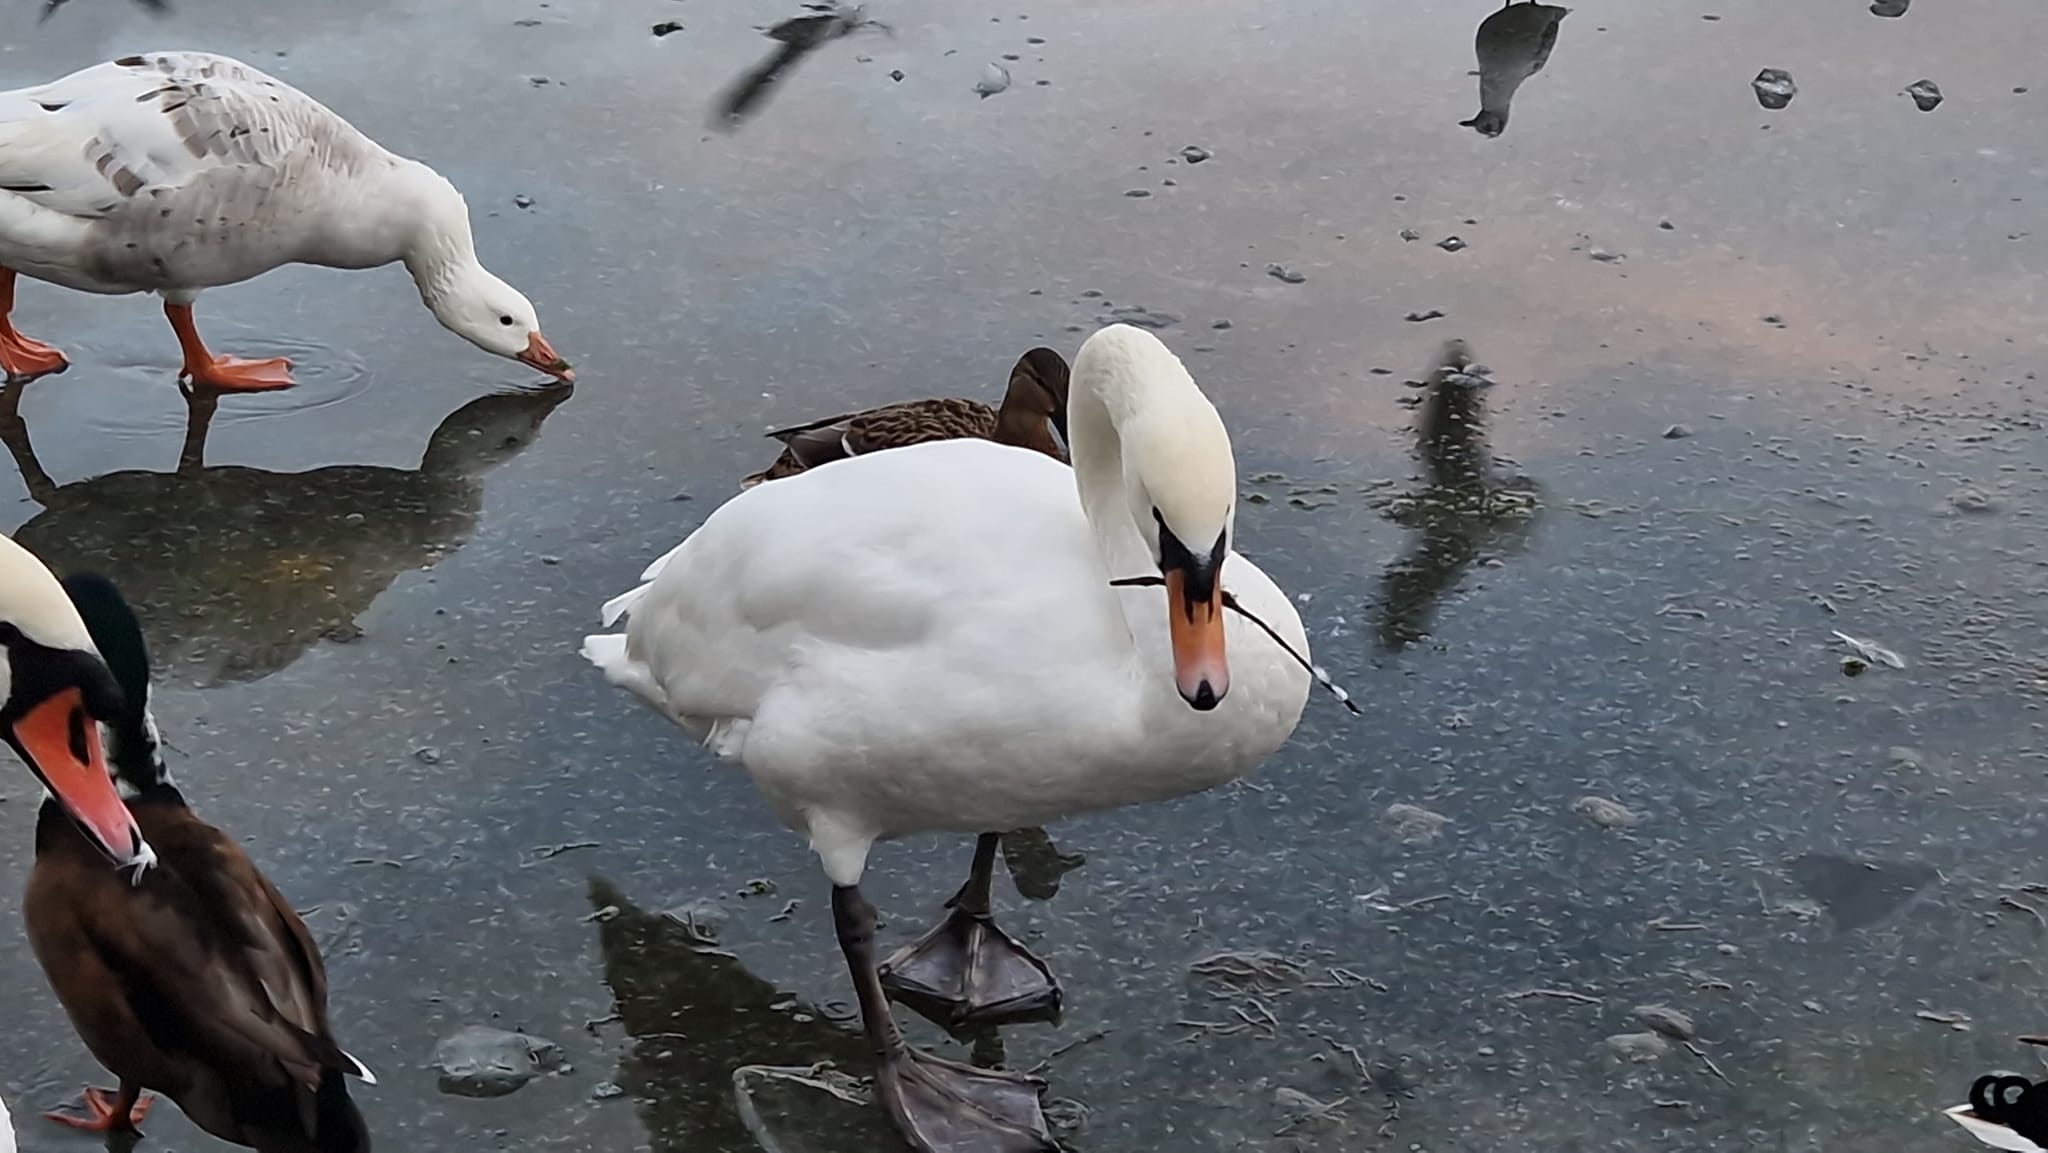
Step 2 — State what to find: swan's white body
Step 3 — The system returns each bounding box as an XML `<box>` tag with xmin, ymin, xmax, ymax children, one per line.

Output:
<box><xmin>0</xmin><ymin>52</ymin><xmax>433</xmax><ymax>298</ymax></box>
<box><xmin>583</xmin><ymin>325</ymin><xmax>1311</xmax><ymax>885</ymax></box>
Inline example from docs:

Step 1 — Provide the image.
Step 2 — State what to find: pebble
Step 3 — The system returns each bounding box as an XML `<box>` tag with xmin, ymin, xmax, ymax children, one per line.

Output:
<box><xmin>1382</xmin><ymin>802</ymin><xmax>1451</xmax><ymax>846</ymax></box>
<box><xmin>890</xmin><ymin>69</ymin><xmax>905</xmax><ymax>82</ymax></box>
<box><xmin>1949</xmin><ymin>487</ymin><xmax>1998</xmax><ymax>514</ymax></box>
<box><xmin>662</xmin><ymin>897</ymin><xmax>729</xmax><ymax>945</ymax></box>
<box><xmin>1662</xmin><ymin>423</ymin><xmax>1691</xmax><ymax>439</ymax></box>
<box><xmin>513</xmin><ymin>195</ymin><xmax>535</xmax><ymax>210</ymax></box>
<box><xmin>1399</xmin><ymin>228</ymin><xmax>1421</xmax><ymax>241</ymax></box>
<box><xmin>1437</xmin><ymin>236</ymin><xmax>1467</xmax><ymax>252</ymax></box>
<box><xmin>1404</xmin><ymin>309</ymin><xmax>1446</xmax><ymax>323</ymax></box>
<box><xmin>1602</xmin><ymin>1032</ymin><xmax>1671</xmax><ymax>1063</ymax></box>
<box><xmin>591</xmin><ymin>1080</ymin><xmax>626</xmax><ymax>1101</ymax></box>
<box><xmin>650</xmin><ymin>20</ymin><xmax>683</xmax><ymax>36</ymax></box>
<box><xmin>1211</xmin><ymin>319</ymin><xmax>1232</xmax><ymax>330</ymax></box>
<box><xmin>1906</xmin><ymin>79</ymin><xmax>1944</xmax><ymax>111</ymax></box>
<box><xmin>434</xmin><ymin>1026</ymin><xmax>563</xmax><ymax>1098</ymax></box>
<box><xmin>1572</xmin><ymin>795</ymin><xmax>1639</xmax><ymax>828</ymax></box>
<box><xmin>1180</xmin><ymin>145</ymin><xmax>1213</xmax><ymax>164</ymax></box>
<box><xmin>975</xmin><ymin>63</ymin><xmax>1012</xmax><ymax>98</ymax></box>
<box><xmin>1124</xmin><ymin>189</ymin><xmax>1152</xmax><ymax>198</ymax></box>
<box><xmin>1659</xmin><ymin>219</ymin><xmax>1676</xmax><ymax>230</ymax></box>
<box><xmin>1265</xmin><ymin>263</ymin><xmax>1308</xmax><ymax>284</ymax></box>
<box><xmin>1633</xmin><ymin>1004</ymin><xmax>1697</xmax><ymax>1041</ymax></box>
<box><xmin>1753</xmin><ymin>68</ymin><xmax>1797</xmax><ymax>110</ymax></box>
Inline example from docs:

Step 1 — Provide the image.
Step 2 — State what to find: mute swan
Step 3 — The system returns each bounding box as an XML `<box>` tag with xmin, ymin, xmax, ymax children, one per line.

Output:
<box><xmin>0</xmin><ymin>51</ymin><xmax>570</xmax><ymax>390</ymax></box>
<box><xmin>583</xmin><ymin>325</ymin><xmax>1312</xmax><ymax>1153</ymax></box>
<box><xmin>28</xmin><ymin>572</ymin><xmax>373</xmax><ymax>1147</ymax></box>
<box><xmin>743</xmin><ymin>346</ymin><xmax>1069</xmax><ymax>489</ymax></box>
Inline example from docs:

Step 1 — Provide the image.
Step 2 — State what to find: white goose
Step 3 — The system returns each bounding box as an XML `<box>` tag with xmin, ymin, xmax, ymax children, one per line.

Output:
<box><xmin>582</xmin><ymin>324</ymin><xmax>1312</xmax><ymax>1153</ymax></box>
<box><xmin>0</xmin><ymin>51</ymin><xmax>571</xmax><ymax>390</ymax></box>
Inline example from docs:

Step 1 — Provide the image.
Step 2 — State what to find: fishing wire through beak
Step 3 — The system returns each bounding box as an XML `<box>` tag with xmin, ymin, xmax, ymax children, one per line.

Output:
<box><xmin>1110</xmin><ymin>576</ymin><xmax>1360</xmax><ymax>715</ymax></box>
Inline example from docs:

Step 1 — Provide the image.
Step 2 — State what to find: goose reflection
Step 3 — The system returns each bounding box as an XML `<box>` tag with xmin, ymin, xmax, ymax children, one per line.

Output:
<box><xmin>1460</xmin><ymin>1</ymin><xmax>1570</xmax><ymax>138</ymax></box>
<box><xmin>0</xmin><ymin>381</ymin><xmax>569</xmax><ymax>687</ymax></box>
<box><xmin>586</xmin><ymin>876</ymin><xmax>904</xmax><ymax>1153</ymax></box>
<box><xmin>1376</xmin><ymin>340</ymin><xmax>1541</xmax><ymax>650</ymax></box>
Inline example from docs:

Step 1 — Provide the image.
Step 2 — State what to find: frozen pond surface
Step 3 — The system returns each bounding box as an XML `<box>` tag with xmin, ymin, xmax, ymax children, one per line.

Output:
<box><xmin>0</xmin><ymin>0</ymin><xmax>2045</xmax><ymax>1149</ymax></box>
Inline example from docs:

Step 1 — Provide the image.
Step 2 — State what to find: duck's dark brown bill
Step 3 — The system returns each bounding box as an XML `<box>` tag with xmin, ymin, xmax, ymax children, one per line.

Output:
<box><xmin>14</xmin><ymin>688</ymin><xmax>150</xmax><ymax>870</ymax></box>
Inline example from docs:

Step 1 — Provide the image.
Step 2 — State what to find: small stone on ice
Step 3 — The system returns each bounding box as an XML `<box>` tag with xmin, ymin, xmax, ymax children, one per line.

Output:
<box><xmin>1870</xmin><ymin>0</ymin><xmax>1908</xmax><ymax>13</ymax></box>
<box><xmin>1949</xmin><ymin>487</ymin><xmax>1997</xmax><ymax>514</ymax></box>
<box><xmin>1906</xmin><ymin>79</ymin><xmax>1943</xmax><ymax>111</ymax></box>
<box><xmin>1180</xmin><ymin>145</ymin><xmax>1213</xmax><ymax>164</ymax></box>
<box><xmin>889</xmin><ymin>69</ymin><xmax>905</xmax><ymax>81</ymax></box>
<box><xmin>1266</xmin><ymin>263</ymin><xmax>1307</xmax><ymax>284</ymax></box>
<box><xmin>1663</xmin><ymin>423</ymin><xmax>1691</xmax><ymax>439</ymax></box>
<box><xmin>650</xmin><ymin>20</ymin><xmax>683</xmax><ymax>36</ymax></box>
<box><xmin>1753</xmin><ymin>68</ymin><xmax>1797</xmax><ymax>109</ymax></box>
<box><xmin>1633</xmin><ymin>1004</ymin><xmax>1697</xmax><ymax>1041</ymax></box>
<box><xmin>591</xmin><ymin>1080</ymin><xmax>626</xmax><ymax>1101</ymax></box>
<box><xmin>1437</xmin><ymin>235</ymin><xmax>1466</xmax><ymax>252</ymax></box>
<box><xmin>1382</xmin><ymin>802</ymin><xmax>1450</xmax><ymax>846</ymax></box>
<box><xmin>1404</xmin><ymin>308</ymin><xmax>1446</xmax><ymax>322</ymax></box>
<box><xmin>434</xmin><ymin>1026</ymin><xmax>563</xmax><ymax>1098</ymax></box>
<box><xmin>1400</xmin><ymin>228</ymin><xmax>1421</xmax><ymax>241</ymax></box>
<box><xmin>1124</xmin><ymin>189</ymin><xmax>1152</xmax><ymax>198</ymax></box>
<box><xmin>975</xmin><ymin>63</ymin><xmax>1011</xmax><ymax>98</ymax></box>
<box><xmin>1588</xmin><ymin>248</ymin><xmax>1624</xmax><ymax>263</ymax></box>
<box><xmin>1572</xmin><ymin>795</ymin><xmax>1639</xmax><ymax>828</ymax></box>
<box><xmin>513</xmin><ymin>194</ymin><xmax>535</xmax><ymax>210</ymax></box>
<box><xmin>1603</xmin><ymin>1032</ymin><xmax>1672</xmax><ymax>1063</ymax></box>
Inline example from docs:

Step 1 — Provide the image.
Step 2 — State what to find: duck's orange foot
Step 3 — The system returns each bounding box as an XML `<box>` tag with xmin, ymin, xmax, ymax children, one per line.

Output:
<box><xmin>181</xmin><ymin>354</ymin><xmax>295</xmax><ymax>392</ymax></box>
<box><xmin>0</xmin><ymin>324</ymin><xmax>68</xmax><ymax>382</ymax></box>
<box><xmin>43</xmin><ymin>1085</ymin><xmax>153</xmax><ymax>1132</ymax></box>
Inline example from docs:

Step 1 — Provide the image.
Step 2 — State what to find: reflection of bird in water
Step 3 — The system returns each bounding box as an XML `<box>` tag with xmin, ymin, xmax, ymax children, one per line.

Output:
<box><xmin>1460</xmin><ymin>1</ymin><xmax>1570</xmax><ymax>138</ymax></box>
<box><xmin>1376</xmin><ymin>340</ymin><xmax>1541</xmax><ymax>650</ymax></box>
<box><xmin>584</xmin><ymin>876</ymin><xmax>897</xmax><ymax>1153</ymax></box>
<box><xmin>714</xmin><ymin>3</ymin><xmax>889</xmax><ymax>130</ymax></box>
<box><xmin>1949</xmin><ymin>1040</ymin><xmax>2048</xmax><ymax>1151</ymax></box>
<box><xmin>0</xmin><ymin>381</ymin><xmax>570</xmax><ymax>687</ymax></box>
<box><xmin>998</xmin><ymin>827</ymin><xmax>1085</xmax><ymax>902</ymax></box>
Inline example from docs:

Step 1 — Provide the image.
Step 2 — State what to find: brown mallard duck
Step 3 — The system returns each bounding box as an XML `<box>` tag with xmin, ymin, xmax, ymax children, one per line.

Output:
<box><xmin>741</xmin><ymin>347</ymin><xmax>1069</xmax><ymax>488</ymax></box>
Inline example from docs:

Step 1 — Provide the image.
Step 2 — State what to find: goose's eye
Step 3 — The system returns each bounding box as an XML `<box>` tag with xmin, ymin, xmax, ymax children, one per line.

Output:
<box><xmin>498</xmin><ymin>315</ymin><xmax>514</xmax><ymax>326</ymax></box>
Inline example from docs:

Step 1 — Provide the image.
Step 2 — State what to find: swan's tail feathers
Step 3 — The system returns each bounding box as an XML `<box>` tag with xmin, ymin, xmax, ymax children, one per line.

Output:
<box><xmin>599</xmin><ymin>583</ymin><xmax>652</xmax><ymax>628</ymax></box>
<box><xmin>580</xmin><ymin>633</ymin><xmax>670</xmax><ymax>712</ymax></box>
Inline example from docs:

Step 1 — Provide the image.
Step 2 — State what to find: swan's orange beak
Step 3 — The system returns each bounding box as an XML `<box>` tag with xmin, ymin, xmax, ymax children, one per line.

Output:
<box><xmin>12</xmin><ymin>688</ymin><xmax>152</xmax><ymax>872</ymax></box>
<box><xmin>1166</xmin><ymin>569</ymin><xmax>1229</xmax><ymax>710</ymax></box>
<box><xmin>518</xmin><ymin>332</ymin><xmax>574</xmax><ymax>382</ymax></box>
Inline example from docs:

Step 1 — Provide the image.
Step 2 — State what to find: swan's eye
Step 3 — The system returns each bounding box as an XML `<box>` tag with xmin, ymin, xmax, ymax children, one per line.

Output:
<box><xmin>498</xmin><ymin>315</ymin><xmax>514</xmax><ymax>326</ymax></box>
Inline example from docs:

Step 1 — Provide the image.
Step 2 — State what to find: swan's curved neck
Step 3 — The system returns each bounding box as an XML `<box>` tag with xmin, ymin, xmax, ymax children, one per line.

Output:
<box><xmin>1067</xmin><ymin>376</ymin><xmax>1150</xmax><ymax>577</ymax></box>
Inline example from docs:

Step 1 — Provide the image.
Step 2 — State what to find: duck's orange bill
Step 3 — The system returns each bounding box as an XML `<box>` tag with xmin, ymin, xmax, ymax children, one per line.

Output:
<box><xmin>15</xmin><ymin>689</ymin><xmax>148</xmax><ymax>869</ymax></box>
<box><xmin>1166</xmin><ymin>569</ymin><xmax>1229</xmax><ymax>706</ymax></box>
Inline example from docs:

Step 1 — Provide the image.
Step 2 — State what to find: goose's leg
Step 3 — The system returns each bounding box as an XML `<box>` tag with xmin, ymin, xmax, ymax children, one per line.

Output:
<box><xmin>0</xmin><ymin>269</ymin><xmax>68</xmax><ymax>382</ymax></box>
<box><xmin>43</xmin><ymin>1083</ymin><xmax>153</xmax><ymax>1133</ymax></box>
<box><xmin>163</xmin><ymin>300</ymin><xmax>294</xmax><ymax>391</ymax></box>
<box><xmin>833</xmin><ymin>884</ymin><xmax>1056</xmax><ymax>1153</ymax></box>
<box><xmin>879</xmin><ymin>833</ymin><xmax>1062</xmax><ymax>1027</ymax></box>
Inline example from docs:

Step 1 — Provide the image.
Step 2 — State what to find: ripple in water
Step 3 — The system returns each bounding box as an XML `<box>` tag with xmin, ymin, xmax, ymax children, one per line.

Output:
<box><xmin>68</xmin><ymin>333</ymin><xmax>371</xmax><ymax>440</ymax></box>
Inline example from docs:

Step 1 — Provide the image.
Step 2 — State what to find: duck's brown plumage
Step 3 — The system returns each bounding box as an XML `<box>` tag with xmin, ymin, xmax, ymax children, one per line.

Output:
<box><xmin>742</xmin><ymin>346</ymin><xmax>1070</xmax><ymax>487</ymax></box>
<box><xmin>27</xmin><ymin>794</ymin><xmax>368</xmax><ymax>1153</ymax></box>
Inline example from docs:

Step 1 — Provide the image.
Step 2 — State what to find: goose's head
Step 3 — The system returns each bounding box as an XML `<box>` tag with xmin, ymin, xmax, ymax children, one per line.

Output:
<box><xmin>403</xmin><ymin>168</ymin><xmax>573</xmax><ymax>383</ymax></box>
<box><xmin>0</xmin><ymin>537</ymin><xmax>153</xmax><ymax>873</ymax></box>
<box><xmin>1081</xmin><ymin>325</ymin><xmax>1239</xmax><ymax>711</ymax></box>
<box><xmin>426</xmin><ymin>264</ymin><xmax>574</xmax><ymax>383</ymax></box>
